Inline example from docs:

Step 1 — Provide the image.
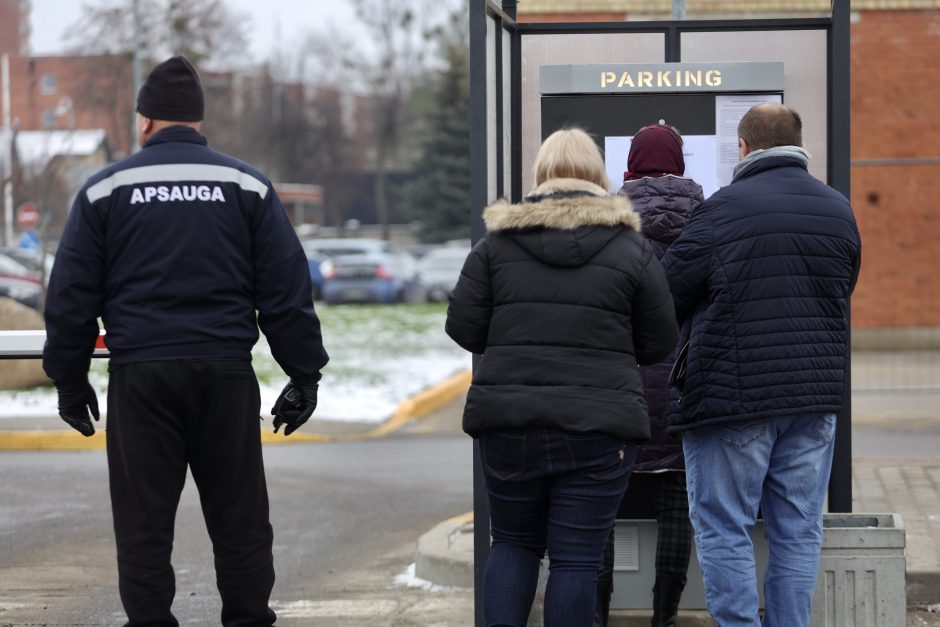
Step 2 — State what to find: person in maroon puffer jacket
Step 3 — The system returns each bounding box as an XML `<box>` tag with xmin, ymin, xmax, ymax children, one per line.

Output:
<box><xmin>594</xmin><ymin>124</ymin><xmax>703</xmax><ymax>627</ymax></box>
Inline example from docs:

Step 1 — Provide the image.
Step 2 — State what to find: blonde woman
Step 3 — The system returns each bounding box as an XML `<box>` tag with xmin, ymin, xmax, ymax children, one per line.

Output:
<box><xmin>446</xmin><ymin>128</ymin><xmax>679</xmax><ymax>627</ymax></box>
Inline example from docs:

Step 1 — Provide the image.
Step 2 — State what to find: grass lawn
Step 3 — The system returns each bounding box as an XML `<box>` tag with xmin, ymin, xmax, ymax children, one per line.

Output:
<box><xmin>253</xmin><ymin>302</ymin><xmax>470</xmax><ymax>422</ymax></box>
<box><xmin>0</xmin><ymin>302</ymin><xmax>470</xmax><ymax>423</ymax></box>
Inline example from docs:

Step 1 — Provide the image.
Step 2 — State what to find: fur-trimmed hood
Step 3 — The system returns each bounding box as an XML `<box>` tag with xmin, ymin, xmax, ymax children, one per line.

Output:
<box><xmin>483</xmin><ymin>178</ymin><xmax>641</xmax><ymax>232</ymax></box>
<box><xmin>482</xmin><ymin>178</ymin><xmax>642</xmax><ymax>268</ymax></box>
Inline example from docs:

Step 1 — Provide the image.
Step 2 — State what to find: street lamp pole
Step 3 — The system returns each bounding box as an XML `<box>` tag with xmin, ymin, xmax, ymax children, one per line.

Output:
<box><xmin>2</xmin><ymin>53</ymin><xmax>13</xmax><ymax>247</ymax></box>
<box><xmin>672</xmin><ymin>0</ymin><xmax>686</xmax><ymax>20</ymax></box>
<box><xmin>132</xmin><ymin>0</ymin><xmax>142</xmax><ymax>152</ymax></box>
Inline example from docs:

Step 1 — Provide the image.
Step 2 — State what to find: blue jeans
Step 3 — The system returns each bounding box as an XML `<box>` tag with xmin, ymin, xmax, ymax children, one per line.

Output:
<box><xmin>683</xmin><ymin>414</ymin><xmax>837</xmax><ymax>627</ymax></box>
<box><xmin>480</xmin><ymin>429</ymin><xmax>635</xmax><ymax>627</ymax></box>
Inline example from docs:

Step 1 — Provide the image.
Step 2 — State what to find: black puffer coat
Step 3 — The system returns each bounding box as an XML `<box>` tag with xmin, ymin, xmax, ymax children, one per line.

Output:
<box><xmin>446</xmin><ymin>178</ymin><xmax>679</xmax><ymax>442</ymax></box>
<box><xmin>617</xmin><ymin>175</ymin><xmax>703</xmax><ymax>471</ymax></box>
<box><xmin>661</xmin><ymin>154</ymin><xmax>861</xmax><ymax>432</ymax></box>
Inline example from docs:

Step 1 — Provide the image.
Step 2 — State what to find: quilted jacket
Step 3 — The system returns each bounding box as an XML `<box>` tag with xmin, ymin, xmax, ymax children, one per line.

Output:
<box><xmin>661</xmin><ymin>154</ymin><xmax>861</xmax><ymax>432</ymax></box>
<box><xmin>617</xmin><ymin>175</ymin><xmax>702</xmax><ymax>470</ymax></box>
<box><xmin>446</xmin><ymin>178</ymin><xmax>679</xmax><ymax>441</ymax></box>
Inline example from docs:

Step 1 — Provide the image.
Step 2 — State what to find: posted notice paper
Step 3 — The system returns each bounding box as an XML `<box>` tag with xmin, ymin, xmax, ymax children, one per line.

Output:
<box><xmin>605</xmin><ymin>135</ymin><xmax>719</xmax><ymax>199</ymax></box>
<box><xmin>715</xmin><ymin>94</ymin><xmax>783</xmax><ymax>187</ymax></box>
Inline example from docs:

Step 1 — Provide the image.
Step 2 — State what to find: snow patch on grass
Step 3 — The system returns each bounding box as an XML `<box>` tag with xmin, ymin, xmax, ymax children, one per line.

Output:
<box><xmin>0</xmin><ymin>303</ymin><xmax>470</xmax><ymax>424</ymax></box>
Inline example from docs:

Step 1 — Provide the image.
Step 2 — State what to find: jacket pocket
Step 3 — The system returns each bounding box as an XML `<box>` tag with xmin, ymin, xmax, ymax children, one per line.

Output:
<box><xmin>668</xmin><ymin>341</ymin><xmax>690</xmax><ymax>389</ymax></box>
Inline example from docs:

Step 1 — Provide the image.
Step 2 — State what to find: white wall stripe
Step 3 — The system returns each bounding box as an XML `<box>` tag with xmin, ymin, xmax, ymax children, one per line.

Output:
<box><xmin>86</xmin><ymin>164</ymin><xmax>269</xmax><ymax>203</ymax></box>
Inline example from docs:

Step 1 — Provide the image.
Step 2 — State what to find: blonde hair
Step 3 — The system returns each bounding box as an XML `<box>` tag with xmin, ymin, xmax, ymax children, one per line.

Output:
<box><xmin>533</xmin><ymin>128</ymin><xmax>609</xmax><ymax>190</ymax></box>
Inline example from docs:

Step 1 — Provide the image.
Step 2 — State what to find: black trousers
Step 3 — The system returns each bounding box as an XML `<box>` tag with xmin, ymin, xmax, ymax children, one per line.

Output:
<box><xmin>107</xmin><ymin>360</ymin><xmax>276</xmax><ymax>627</ymax></box>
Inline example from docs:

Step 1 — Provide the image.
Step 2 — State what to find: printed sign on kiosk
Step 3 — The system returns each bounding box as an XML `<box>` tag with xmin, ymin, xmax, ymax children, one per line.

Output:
<box><xmin>539</xmin><ymin>62</ymin><xmax>785</xmax><ymax>197</ymax></box>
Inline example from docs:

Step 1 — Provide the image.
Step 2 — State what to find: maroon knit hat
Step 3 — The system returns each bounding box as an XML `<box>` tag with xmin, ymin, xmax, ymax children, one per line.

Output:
<box><xmin>623</xmin><ymin>124</ymin><xmax>685</xmax><ymax>181</ymax></box>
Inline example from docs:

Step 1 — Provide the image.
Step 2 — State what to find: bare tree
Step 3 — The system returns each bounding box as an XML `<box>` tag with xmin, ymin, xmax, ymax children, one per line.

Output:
<box><xmin>65</xmin><ymin>0</ymin><xmax>249</xmax><ymax>68</ymax></box>
<box><xmin>304</xmin><ymin>0</ymin><xmax>432</xmax><ymax>240</ymax></box>
<box><xmin>62</xmin><ymin>0</ymin><xmax>252</xmax><ymax>161</ymax></box>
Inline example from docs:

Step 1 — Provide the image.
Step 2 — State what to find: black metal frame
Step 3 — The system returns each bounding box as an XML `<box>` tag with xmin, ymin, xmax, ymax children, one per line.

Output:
<box><xmin>469</xmin><ymin>1</ymin><xmax>851</xmax><ymax>621</ymax></box>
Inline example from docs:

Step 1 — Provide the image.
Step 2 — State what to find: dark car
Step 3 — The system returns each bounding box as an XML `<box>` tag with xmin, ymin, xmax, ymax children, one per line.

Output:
<box><xmin>417</xmin><ymin>247</ymin><xmax>470</xmax><ymax>302</ymax></box>
<box><xmin>321</xmin><ymin>252</ymin><xmax>424</xmax><ymax>304</ymax></box>
<box><xmin>301</xmin><ymin>238</ymin><xmax>393</xmax><ymax>300</ymax></box>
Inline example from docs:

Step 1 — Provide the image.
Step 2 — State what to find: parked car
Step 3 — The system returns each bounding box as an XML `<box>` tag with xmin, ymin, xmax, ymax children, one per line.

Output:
<box><xmin>0</xmin><ymin>275</ymin><xmax>42</xmax><ymax>310</ymax></box>
<box><xmin>417</xmin><ymin>247</ymin><xmax>470</xmax><ymax>302</ymax></box>
<box><xmin>1</xmin><ymin>248</ymin><xmax>54</xmax><ymax>284</ymax></box>
<box><xmin>0</xmin><ymin>251</ymin><xmax>42</xmax><ymax>283</ymax></box>
<box><xmin>0</xmin><ymin>252</ymin><xmax>43</xmax><ymax>310</ymax></box>
<box><xmin>301</xmin><ymin>238</ymin><xmax>393</xmax><ymax>300</ymax></box>
<box><xmin>321</xmin><ymin>252</ymin><xmax>424</xmax><ymax>304</ymax></box>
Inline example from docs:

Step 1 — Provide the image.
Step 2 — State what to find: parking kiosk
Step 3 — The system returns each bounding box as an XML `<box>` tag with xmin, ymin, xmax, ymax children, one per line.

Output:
<box><xmin>469</xmin><ymin>0</ymin><xmax>851</xmax><ymax>620</ymax></box>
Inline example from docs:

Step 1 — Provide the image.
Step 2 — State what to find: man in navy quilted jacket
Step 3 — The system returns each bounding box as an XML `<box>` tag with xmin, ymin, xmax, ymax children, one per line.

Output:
<box><xmin>43</xmin><ymin>56</ymin><xmax>328</xmax><ymax>626</ymax></box>
<box><xmin>660</xmin><ymin>103</ymin><xmax>861</xmax><ymax>627</ymax></box>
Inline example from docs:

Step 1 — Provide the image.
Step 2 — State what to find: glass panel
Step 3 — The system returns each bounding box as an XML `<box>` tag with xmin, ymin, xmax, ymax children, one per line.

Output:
<box><xmin>520</xmin><ymin>32</ymin><xmax>665</xmax><ymax>188</ymax></box>
<box><xmin>502</xmin><ymin>26</ymin><xmax>513</xmax><ymax>201</ymax></box>
<box><xmin>515</xmin><ymin>1</ymin><xmax>832</xmax><ymax>22</ymax></box>
<box><xmin>681</xmin><ymin>29</ymin><xmax>828</xmax><ymax>183</ymax></box>
<box><xmin>486</xmin><ymin>16</ymin><xmax>498</xmax><ymax>204</ymax></box>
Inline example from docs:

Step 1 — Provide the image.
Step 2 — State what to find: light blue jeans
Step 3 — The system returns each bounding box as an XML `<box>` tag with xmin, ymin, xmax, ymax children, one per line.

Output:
<box><xmin>683</xmin><ymin>414</ymin><xmax>837</xmax><ymax>627</ymax></box>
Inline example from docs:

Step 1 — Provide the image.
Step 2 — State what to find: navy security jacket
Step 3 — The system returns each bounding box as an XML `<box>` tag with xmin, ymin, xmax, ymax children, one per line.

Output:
<box><xmin>446</xmin><ymin>178</ymin><xmax>678</xmax><ymax>442</ymax></box>
<box><xmin>617</xmin><ymin>175</ymin><xmax>702</xmax><ymax>470</ymax></box>
<box><xmin>43</xmin><ymin>126</ymin><xmax>329</xmax><ymax>383</ymax></box>
<box><xmin>660</xmin><ymin>154</ymin><xmax>861</xmax><ymax>432</ymax></box>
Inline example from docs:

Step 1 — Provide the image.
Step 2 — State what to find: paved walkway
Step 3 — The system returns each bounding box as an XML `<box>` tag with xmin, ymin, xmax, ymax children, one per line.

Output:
<box><xmin>2</xmin><ymin>350</ymin><xmax>939</xmax><ymax>624</ymax></box>
<box><xmin>410</xmin><ymin>350</ymin><xmax>940</xmax><ymax>622</ymax></box>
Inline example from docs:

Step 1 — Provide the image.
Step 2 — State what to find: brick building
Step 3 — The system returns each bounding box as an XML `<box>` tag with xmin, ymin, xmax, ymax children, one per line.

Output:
<box><xmin>515</xmin><ymin>0</ymin><xmax>940</xmax><ymax>331</ymax></box>
<box><xmin>1</xmin><ymin>0</ymin><xmax>134</xmax><ymax>159</ymax></box>
<box><xmin>7</xmin><ymin>55</ymin><xmax>135</xmax><ymax>156</ymax></box>
<box><xmin>0</xmin><ymin>0</ymin><xmax>29</xmax><ymax>57</ymax></box>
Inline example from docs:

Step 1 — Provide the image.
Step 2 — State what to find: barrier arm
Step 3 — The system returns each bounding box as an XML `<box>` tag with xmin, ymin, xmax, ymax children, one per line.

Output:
<box><xmin>0</xmin><ymin>330</ymin><xmax>109</xmax><ymax>359</ymax></box>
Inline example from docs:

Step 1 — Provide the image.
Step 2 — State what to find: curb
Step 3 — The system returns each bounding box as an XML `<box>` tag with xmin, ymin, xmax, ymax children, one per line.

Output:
<box><xmin>415</xmin><ymin>511</ymin><xmax>474</xmax><ymax>588</ymax></box>
<box><xmin>415</xmin><ymin>512</ymin><xmax>940</xmax><ymax>611</ymax></box>
<box><xmin>908</xmin><ymin>570</ymin><xmax>940</xmax><ymax>606</ymax></box>
<box><xmin>0</xmin><ymin>369</ymin><xmax>472</xmax><ymax>452</ymax></box>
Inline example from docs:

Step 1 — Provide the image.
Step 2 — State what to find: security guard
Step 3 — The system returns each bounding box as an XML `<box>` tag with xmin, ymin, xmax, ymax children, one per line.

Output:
<box><xmin>42</xmin><ymin>55</ymin><xmax>328</xmax><ymax>626</ymax></box>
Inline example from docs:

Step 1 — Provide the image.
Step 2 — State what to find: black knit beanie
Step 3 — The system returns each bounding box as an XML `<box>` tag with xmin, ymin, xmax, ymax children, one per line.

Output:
<box><xmin>136</xmin><ymin>55</ymin><xmax>204</xmax><ymax>122</ymax></box>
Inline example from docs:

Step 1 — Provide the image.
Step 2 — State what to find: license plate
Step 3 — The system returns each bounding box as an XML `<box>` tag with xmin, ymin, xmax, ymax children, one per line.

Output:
<box><xmin>345</xmin><ymin>289</ymin><xmax>368</xmax><ymax>300</ymax></box>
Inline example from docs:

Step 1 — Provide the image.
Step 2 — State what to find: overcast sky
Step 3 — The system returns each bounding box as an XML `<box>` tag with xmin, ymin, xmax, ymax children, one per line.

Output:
<box><xmin>28</xmin><ymin>0</ymin><xmax>366</xmax><ymax>61</ymax></box>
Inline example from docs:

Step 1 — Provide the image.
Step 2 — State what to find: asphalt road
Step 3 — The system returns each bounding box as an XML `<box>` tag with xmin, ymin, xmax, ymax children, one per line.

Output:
<box><xmin>2</xmin><ymin>400</ymin><xmax>939</xmax><ymax>626</ymax></box>
<box><xmin>0</xmin><ymin>434</ymin><xmax>475</xmax><ymax>626</ymax></box>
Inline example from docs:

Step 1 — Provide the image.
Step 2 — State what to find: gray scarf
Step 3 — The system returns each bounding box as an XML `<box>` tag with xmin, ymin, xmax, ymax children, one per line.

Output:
<box><xmin>732</xmin><ymin>145</ymin><xmax>811</xmax><ymax>182</ymax></box>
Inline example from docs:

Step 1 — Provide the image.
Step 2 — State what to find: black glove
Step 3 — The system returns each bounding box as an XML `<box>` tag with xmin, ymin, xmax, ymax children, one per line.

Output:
<box><xmin>271</xmin><ymin>375</ymin><xmax>320</xmax><ymax>436</ymax></box>
<box><xmin>56</xmin><ymin>379</ymin><xmax>100</xmax><ymax>437</ymax></box>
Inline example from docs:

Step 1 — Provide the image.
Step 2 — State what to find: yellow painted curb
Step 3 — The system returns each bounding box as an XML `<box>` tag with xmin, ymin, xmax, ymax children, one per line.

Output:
<box><xmin>444</xmin><ymin>511</ymin><xmax>474</xmax><ymax>526</ymax></box>
<box><xmin>365</xmin><ymin>368</ymin><xmax>472</xmax><ymax>439</ymax></box>
<box><xmin>0</xmin><ymin>429</ymin><xmax>107</xmax><ymax>451</ymax></box>
<box><xmin>0</xmin><ymin>369</ymin><xmax>472</xmax><ymax>451</ymax></box>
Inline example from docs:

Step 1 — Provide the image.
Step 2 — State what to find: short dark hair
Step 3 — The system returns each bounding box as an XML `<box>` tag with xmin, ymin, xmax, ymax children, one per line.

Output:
<box><xmin>737</xmin><ymin>104</ymin><xmax>802</xmax><ymax>150</ymax></box>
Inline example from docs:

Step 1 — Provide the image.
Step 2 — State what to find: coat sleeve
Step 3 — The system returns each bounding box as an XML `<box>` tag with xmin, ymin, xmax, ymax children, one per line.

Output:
<box><xmin>632</xmin><ymin>238</ymin><xmax>679</xmax><ymax>366</ymax></box>
<box><xmin>445</xmin><ymin>238</ymin><xmax>493</xmax><ymax>354</ymax></box>
<box><xmin>43</xmin><ymin>190</ymin><xmax>105</xmax><ymax>383</ymax></box>
<box><xmin>660</xmin><ymin>202</ymin><xmax>715</xmax><ymax>325</ymax></box>
<box><xmin>252</xmin><ymin>184</ymin><xmax>329</xmax><ymax>379</ymax></box>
